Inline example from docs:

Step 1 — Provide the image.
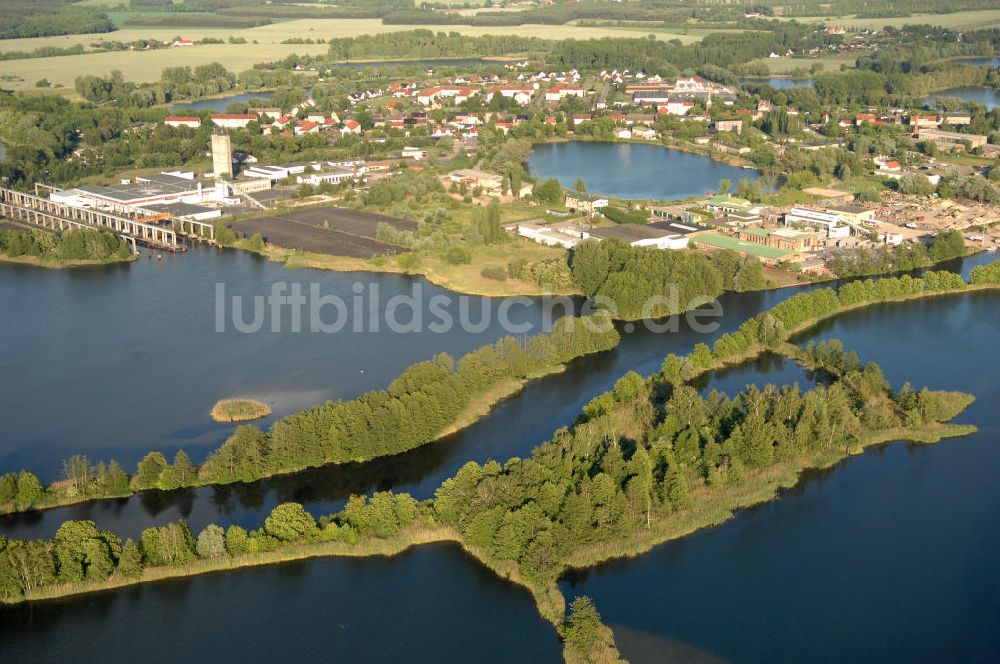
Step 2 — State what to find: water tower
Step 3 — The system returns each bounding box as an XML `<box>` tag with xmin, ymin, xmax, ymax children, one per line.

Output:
<box><xmin>211</xmin><ymin>131</ymin><xmax>233</xmax><ymax>178</ymax></box>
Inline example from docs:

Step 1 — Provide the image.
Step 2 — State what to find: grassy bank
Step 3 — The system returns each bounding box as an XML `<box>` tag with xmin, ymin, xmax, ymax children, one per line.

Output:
<box><xmin>785</xmin><ymin>282</ymin><xmax>1000</xmax><ymax>339</ymax></box>
<box><xmin>9</xmin><ymin>525</ymin><xmax>460</xmax><ymax>605</ymax></box>
<box><xmin>436</xmin><ymin>366</ymin><xmax>567</xmax><ymax>439</ymax></box>
<box><xmin>251</xmin><ymin>241</ymin><xmax>582</xmax><ymax>298</ymax></box>
<box><xmin>0</xmin><ymin>252</ymin><xmax>137</xmax><ymax>269</ymax></box>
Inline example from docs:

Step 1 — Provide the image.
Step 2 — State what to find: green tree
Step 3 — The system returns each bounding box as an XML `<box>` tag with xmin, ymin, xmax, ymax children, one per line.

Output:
<box><xmin>196</xmin><ymin>524</ymin><xmax>227</xmax><ymax>558</ymax></box>
<box><xmin>141</xmin><ymin>521</ymin><xmax>196</xmax><ymax>567</ymax></box>
<box><xmin>53</xmin><ymin>520</ymin><xmax>120</xmax><ymax>582</ymax></box>
<box><xmin>135</xmin><ymin>451</ymin><xmax>168</xmax><ymax>489</ymax></box>
<box><xmin>15</xmin><ymin>471</ymin><xmax>43</xmax><ymax>508</ymax></box>
<box><xmin>172</xmin><ymin>450</ymin><xmax>196</xmax><ymax>486</ymax></box>
<box><xmin>116</xmin><ymin>539</ymin><xmax>143</xmax><ymax>579</ymax></box>
<box><xmin>225</xmin><ymin>525</ymin><xmax>250</xmax><ymax>555</ymax></box>
<box><xmin>535</xmin><ymin>178</ymin><xmax>564</xmax><ymax>205</ymax></box>
<box><xmin>264</xmin><ymin>503</ymin><xmax>318</xmax><ymax>542</ymax></box>
<box><xmin>563</xmin><ymin>596</ymin><xmax>604</xmax><ymax>657</ymax></box>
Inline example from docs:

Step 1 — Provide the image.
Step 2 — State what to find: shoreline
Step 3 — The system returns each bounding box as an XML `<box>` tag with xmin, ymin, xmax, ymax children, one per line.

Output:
<box><xmin>0</xmin><ymin>352</ymin><xmax>592</xmax><ymax>518</ymax></box>
<box><xmin>4</xmin><ymin>279</ymin><xmax>996</xmax><ymax>518</ymax></box>
<box><xmin>253</xmin><ymin>243</ymin><xmax>584</xmax><ymax>298</ymax></box>
<box><xmin>1</xmin><ymin>284</ymin><xmax>989</xmax><ymax>663</ymax></box>
<box><xmin>0</xmin><ymin>253</ymin><xmax>137</xmax><ymax>269</ymax></box>
<box><xmin>2</xmin><ymin>418</ymin><xmax>977</xmax><ymax>652</ymax></box>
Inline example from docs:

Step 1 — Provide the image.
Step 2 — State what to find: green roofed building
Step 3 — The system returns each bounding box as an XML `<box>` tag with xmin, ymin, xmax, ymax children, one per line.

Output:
<box><xmin>698</xmin><ymin>194</ymin><xmax>763</xmax><ymax>217</ymax></box>
<box><xmin>692</xmin><ymin>232</ymin><xmax>795</xmax><ymax>264</ymax></box>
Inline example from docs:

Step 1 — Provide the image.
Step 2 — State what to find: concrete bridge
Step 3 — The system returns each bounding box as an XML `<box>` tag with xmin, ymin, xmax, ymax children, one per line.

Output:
<box><xmin>0</xmin><ymin>187</ymin><xmax>182</xmax><ymax>251</ymax></box>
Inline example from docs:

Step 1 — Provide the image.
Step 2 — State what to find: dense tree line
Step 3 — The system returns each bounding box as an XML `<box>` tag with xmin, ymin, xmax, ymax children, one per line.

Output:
<box><xmin>75</xmin><ymin>64</ymin><xmax>239</xmax><ymax>106</ymax></box>
<box><xmin>0</xmin><ymin>1</ymin><xmax>115</xmax><ymax>40</ymax></box>
<box><xmin>970</xmin><ymin>260</ymin><xmax>1000</xmax><ymax>284</ymax></box>
<box><xmin>325</xmin><ymin>30</ymin><xmax>548</xmax><ymax>61</ymax></box>
<box><xmin>0</xmin><ymin>494</ymin><xmax>425</xmax><ymax>602</ymax></box>
<box><xmin>569</xmin><ymin>239</ymin><xmax>764</xmax><ymax>319</ymax></box>
<box><xmin>827</xmin><ymin>230</ymin><xmax>967</xmax><ymax>277</ymax></box>
<box><xmin>0</xmin><ymin>44</ymin><xmax>85</xmax><ymax>63</ymax></box>
<box><xmin>661</xmin><ymin>269</ymin><xmax>971</xmax><ymax>385</ymax></box>
<box><xmin>427</xmin><ymin>272</ymin><xmax>988</xmax><ymax>587</ymax></box>
<box><xmin>548</xmin><ymin>27</ymin><xmax>839</xmax><ymax>75</ymax></box>
<box><xmin>0</xmin><ymin>228</ymin><xmax>130</xmax><ymax>262</ymax></box>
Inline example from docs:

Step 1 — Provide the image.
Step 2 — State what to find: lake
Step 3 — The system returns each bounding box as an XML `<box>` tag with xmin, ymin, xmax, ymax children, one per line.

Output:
<box><xmin>953</xmin><ymin>56</ymin><xmax>1000</xmax><ymax>67</ymax></box>
<box><xmin>0</xmin><ymin>138</ymin><xmax>6</xmax><ymax>161</ymax></box>
<box><xmin>0</xmin><ymin>246</ymin><xmax>559</xmax><ymax>479</ymax></box>
<box><xmin>0</xmin><ymin>254</ymin><xmax>990</xmax><ymax>542</ymax></box>
<box><xmin>173</xmin><ymin>91</ymin><xmax>274</xmax><ymax>113</ymax></box>
<box><xmin>0</xmin><ymin>242</ymin><xmax>995</xmax><ymax>659</ymax></box>
<box><xmin>561</xmin><ymin>285</ymin><xmax>1000</xmax><ymax>663</ymax></box>
<box><xmin>0</xmin><ymin>272</ymin><xmax>818</xmax><ymax>540</ymax></box>
<box><xmin>741</xmin><ymin>77</ymin><xmax>814</xmax><ymax>90</ymax></box>
<box><xmin>924</xmin><ymin>86</ymin><xmax>1000</xmax><ymax>111</ymax></box>
<box><xmin>0</xmin><ymin>542</ymin><xmax>562</xmax><ymax>663</ymax></box>
<box><xmin>528</xmin><ymin>142</ymin><xmax>761</xmax><ymax>202</ymax></box>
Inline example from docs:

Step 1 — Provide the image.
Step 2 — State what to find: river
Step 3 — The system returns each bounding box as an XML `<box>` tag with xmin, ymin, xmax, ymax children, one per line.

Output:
<box><xmin>924</xmin><ymin>87</ymin><xmax>1000</xmax><ymax>111</ymax></box>
<box><xmin>527</xmin><ymin>142</ymin><xmax>762</xmax><ymax>202</ymax></box>
<box><xmin>561</xmin><ymin>280</ymin><xmax>1000</xmax><ymax>663</ymax></box>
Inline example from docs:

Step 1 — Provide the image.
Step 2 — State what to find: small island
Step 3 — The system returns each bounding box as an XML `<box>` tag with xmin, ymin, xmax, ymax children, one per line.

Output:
<box><xmin>210</xmin><ymin>398</ymin><xmax>272</xmax><ymax>423</ymax></box>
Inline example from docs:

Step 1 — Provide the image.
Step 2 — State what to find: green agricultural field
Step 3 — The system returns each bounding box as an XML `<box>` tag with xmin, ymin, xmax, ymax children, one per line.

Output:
<box><xmin>0</xmin><ymin>42</ymin><xmax>328</xmax><ymax>92</ymax></box>
<box><xmin>0</xmin><ymin>18</ymin><xmax>713</xmax><ymax>91</ymax></box>
<box><xmin>0</xmin><ymin>17</ymin><xmax>710</xmax><ymax>54</ymax></box>
<box><xmin>777</xmin><ymin>9</ymin><xmax>1000</xmax><ymax>31</ymax></box>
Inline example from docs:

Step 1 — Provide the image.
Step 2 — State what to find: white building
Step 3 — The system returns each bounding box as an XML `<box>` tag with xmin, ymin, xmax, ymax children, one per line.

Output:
<box><xmin>210</xmin><ymin>114</ymin><xmax>256</xmax><ymax>129</ymax></box>
<box><xmin>785</xmin><ymin>207</ymin><xmax>846</xmax><ymax>236</ymax></box>
<box><xmin>164</xmin><ymin>116</ymin><xmax>202</xmax><ymax>129</ymax></box>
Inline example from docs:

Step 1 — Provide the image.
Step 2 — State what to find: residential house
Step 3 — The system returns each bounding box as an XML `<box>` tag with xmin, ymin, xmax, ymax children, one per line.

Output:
<box><xmin>714</xmin><ymin>119</ymin><xmax>743</xmax><ymax>135</ymax></box>
<box><xmin>164</xmin><ymin>116</ymin><xmax>201</xmax><ymax>129</ymax></box>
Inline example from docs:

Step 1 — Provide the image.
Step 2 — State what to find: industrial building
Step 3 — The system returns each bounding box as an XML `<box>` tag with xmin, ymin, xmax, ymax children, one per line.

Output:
<box><xmin>50</xmin><ymin>173</ymin><xmax>221</xmax><ymax>215</ymax></box>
